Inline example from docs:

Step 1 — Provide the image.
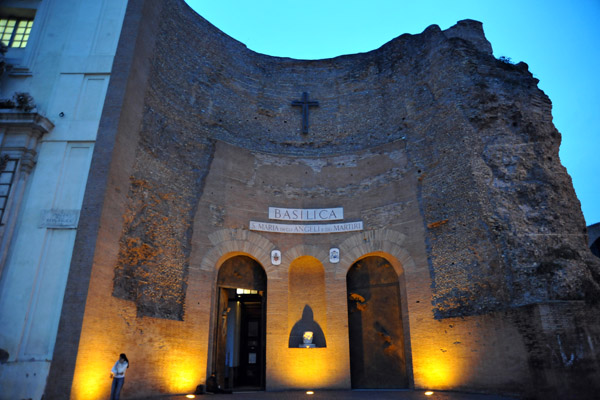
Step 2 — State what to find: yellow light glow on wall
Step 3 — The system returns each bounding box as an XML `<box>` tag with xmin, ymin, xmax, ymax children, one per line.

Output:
<box><xmin>71</xmin><ymin>318</ymin><xmax>207</xmax><ymax>399</ymax></box>
<box><xmin>72</xmin><ymin>361</ymin><xmax>109</xmax><ymax>398</ymax></box>
<box><xmin>71</xmin><ymin>340</ymin><xmax>115</xmax><ymax>400</ymax></box>
<box><xmin>276</xmin><ymin>348</ymin><xmax>345</xmax><ymax>388</ymax></box>
<box><xmin>410</xmin><ymin>347</ymin><xmax>466</xmax><ymax>390</ymax></box>
<box><xmin>423</xmin><ymin>361</ymin><xmax>452</xmax><ymax>385</ymax></box>
<box><xmin>158</xmin><ymin>349</ymin><xmax>205</xmax><ymax>393</ymax></box>
<box><xmin>72</xmin><ymin>339</ymin><xmax>206</xmax><ymax>399</ymax></box>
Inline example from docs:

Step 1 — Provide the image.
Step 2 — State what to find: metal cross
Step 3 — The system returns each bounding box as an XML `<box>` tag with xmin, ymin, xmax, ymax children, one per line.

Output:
<box><xmin>291</xmin><ymin>92</ymin><xmax>319</xmax><ymax>134</ymax></box>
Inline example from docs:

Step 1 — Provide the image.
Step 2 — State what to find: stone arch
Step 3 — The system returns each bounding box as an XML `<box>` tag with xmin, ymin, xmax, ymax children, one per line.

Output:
<box><xmin>335</xmin><ymin>228</ymin><xmax>416</xmax><ymax>280</ymax></box>
<box><xmin>337</xmin><ymin>228</ymin><xmax>416</xmax><ymax>388</ymax></box>
<box><xmin>217</xmin><ymin>255</ymin><xmax>267</xmax><ymax>291</ymax></box>
<box><xmin>212</xmin><ymin>251</ymin><xmax>269</xmax><ymax>390</ymax></box>
<box><xmin>200</xmin><ymin>228</ymin><xmax>279</xmax><ymax>278</ymax></box>
<box><xmin>199</xmin><ymin>229</ymin><xmax>275</xmax><ymax>389</ymax></box>
<box><xmin>280</xmin><ymin>244</ymin><xmax>329</xmax><ymax>268</ymax></box>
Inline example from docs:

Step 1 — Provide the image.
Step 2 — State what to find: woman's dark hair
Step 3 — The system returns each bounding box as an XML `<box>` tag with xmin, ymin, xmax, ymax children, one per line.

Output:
<box><xmin>120</xmin><ymin>353</ymin><xmax>130</xmax><ymax>368</ymax></box>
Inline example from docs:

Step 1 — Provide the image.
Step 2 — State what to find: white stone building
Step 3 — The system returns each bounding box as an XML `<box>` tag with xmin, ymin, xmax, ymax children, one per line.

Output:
<box><xmin>0</xmin><ymin>1</ymin><xmax>126</xmax><ymax>398</ymax></box>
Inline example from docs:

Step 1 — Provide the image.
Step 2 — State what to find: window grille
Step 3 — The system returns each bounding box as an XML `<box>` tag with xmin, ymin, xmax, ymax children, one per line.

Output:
<box><xmin>0</xmin><ymin>18</ymin><xmax>34</xmax><ymax>48</ymax></box>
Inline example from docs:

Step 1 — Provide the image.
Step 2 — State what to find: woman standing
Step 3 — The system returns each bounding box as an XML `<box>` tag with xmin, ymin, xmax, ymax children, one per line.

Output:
<box><xmin>110</xmin><ymin>353</ymin><xmax>129</xmax><ymax>400</ymax></box>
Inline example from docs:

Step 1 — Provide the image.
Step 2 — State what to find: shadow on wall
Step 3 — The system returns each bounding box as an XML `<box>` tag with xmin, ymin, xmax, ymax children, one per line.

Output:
<box><xmin>288</xmin><ymin>305</ymin><xmax>326</xmax><ymax>348</ymax></box>
<box><xmin>588</xmin><ymin>223</ymin><xmax>600</xmax><ymax>258</ymax></box>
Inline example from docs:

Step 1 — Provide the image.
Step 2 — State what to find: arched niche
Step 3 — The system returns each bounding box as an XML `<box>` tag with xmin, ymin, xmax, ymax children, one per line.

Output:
<box><xmin>288</xmin><ymin>256</ymin><xmax>327</xmax><ymax>348</ymax></box>
<box><xmin>346</xmin><ymin>255</ymin><xmax>408</xmax><ymax>388</ymax></box>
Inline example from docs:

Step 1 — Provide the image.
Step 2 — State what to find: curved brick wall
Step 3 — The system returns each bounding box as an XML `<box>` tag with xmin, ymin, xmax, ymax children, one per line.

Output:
<box><xmin>47</xmin><ymin>0</ymin><xmax>600</xmax><ymax>398</ymax></box>
<box><xmin>113</xmin><ymin>0</ymin><xmax>599</xmax><ymax>320</ymax></box>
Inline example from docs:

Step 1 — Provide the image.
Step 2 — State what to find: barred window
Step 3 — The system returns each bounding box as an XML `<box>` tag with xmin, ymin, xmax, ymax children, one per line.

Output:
<box><xmin>0</xmin><ymin>18</ymin><xmax>34</xmax><ymax>48</ymax></box>
<box><xmin>0</xmin><ymin>156</ymin><xmax>18</xmax><ymax>225</ymax></box>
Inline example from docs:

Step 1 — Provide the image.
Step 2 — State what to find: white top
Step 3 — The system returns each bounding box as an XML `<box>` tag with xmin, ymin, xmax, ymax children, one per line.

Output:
<box><xmin>111</xmin><ymin>360</ymin><xmax>128</xmax><ymax>378</ymax></box>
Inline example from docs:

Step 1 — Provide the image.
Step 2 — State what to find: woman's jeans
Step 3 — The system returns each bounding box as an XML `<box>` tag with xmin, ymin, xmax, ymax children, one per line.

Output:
<box><xmin>110</xmin><ymin>377</ymin><xmax>125</xmax><ymax>400</ymax></box>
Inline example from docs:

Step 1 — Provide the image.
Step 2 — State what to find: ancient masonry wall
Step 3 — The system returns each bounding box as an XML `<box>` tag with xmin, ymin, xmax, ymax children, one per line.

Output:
<box><xmin>47</xmin><ymin>0</ymin><xmax>600</xmax><ymax>399</ymax></box>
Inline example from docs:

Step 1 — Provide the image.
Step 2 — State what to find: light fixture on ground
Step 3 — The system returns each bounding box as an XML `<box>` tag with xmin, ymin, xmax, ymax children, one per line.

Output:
<box><xmin>186</xmin><ymin>395</ymin><xmax>195</xmax><ymax>399</ymax></box>
<box><xmin>425</xmin><ymin>391</ymin><xmax>434</xmax><ymax>396</ymax></box>
<box><xmin>306</xmin><ymin>390</ymin><xmax>314</xmax><ymax>395</ymax></box>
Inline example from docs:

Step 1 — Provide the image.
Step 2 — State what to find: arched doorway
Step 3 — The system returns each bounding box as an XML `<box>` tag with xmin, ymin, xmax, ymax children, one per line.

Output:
<box><xmin>346</xmin><ymin>256</ymin><xmax>408</xmax><ymax>388</ymax></box>
<box><xmin>214</xmin><ymin>255</ymin><xmax>266</xmax><ymax>391</ymax></box>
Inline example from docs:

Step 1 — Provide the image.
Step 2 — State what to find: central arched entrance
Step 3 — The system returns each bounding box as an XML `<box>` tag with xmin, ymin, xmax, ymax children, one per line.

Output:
<box><xmin>214</xmin><ymin>255</ymin><xmax>267</xmax><ymax>391</ymax></box>
<box><xmin>346</xmin><ymin>255</ymin><xmax>408</xmax><ymax>388</ymax></box>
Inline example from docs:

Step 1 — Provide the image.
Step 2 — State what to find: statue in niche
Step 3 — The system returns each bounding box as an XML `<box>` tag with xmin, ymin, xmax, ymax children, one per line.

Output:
<box><xmin>288</xmin><ymin>305</ymin><xmax>326</xmax><ymax>348</ymax></box>
<box><xmin>303</xmin><ymin>331</ymin><xmax>314</xmax><ymax>344</ymax></box>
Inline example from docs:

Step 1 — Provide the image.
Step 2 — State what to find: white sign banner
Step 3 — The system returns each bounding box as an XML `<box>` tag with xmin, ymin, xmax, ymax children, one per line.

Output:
<box><xmin>250</xmin><ymin>220</ymin><xmax>363</xmax><ymax>234</ymax></box>
<box><xmin>268</xmin><ymin>207</ymin><xmax>343</xmax><ymax>221</ymax></box>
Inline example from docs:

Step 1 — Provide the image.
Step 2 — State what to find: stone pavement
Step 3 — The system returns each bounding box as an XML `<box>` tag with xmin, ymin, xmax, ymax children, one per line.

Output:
<box><xmin>147</xmin><ymin>389</ymin><xmax>521</xmax><ymax>400</ymax></box>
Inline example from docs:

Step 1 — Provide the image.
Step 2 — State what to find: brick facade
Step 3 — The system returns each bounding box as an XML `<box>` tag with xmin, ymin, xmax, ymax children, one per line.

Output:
<box><xmin>46</xmin><ymin>0</ymin><xmax>600</xmax><ymax>399</ymax></box>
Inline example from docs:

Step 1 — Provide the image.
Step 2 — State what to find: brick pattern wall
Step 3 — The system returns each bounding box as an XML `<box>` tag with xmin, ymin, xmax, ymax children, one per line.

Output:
<box><xmin>47</xmin><ymin>0</ymin><xmax>600</xmax><ymax>398</ymax></box>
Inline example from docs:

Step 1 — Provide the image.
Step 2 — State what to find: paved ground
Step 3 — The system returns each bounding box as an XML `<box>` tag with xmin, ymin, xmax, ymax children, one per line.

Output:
<box><xmin>143</xmin><ymin>389</ymin><xmax>521</xmax><ymax>400</ymax></box>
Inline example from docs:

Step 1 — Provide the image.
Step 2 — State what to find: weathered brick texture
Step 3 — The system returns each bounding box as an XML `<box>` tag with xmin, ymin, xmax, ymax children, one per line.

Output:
<box><xmin>47</xmin><ymin>0</ymin><xmax>600</xmax><ymax>399</ymax></box>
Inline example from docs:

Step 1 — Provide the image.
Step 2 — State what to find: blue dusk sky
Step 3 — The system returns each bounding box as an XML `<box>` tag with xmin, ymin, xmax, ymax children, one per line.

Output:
<box><xmin>186</xmin><ymin>0</ymin><xmax>600</xmax><ymax>226</ymax></box>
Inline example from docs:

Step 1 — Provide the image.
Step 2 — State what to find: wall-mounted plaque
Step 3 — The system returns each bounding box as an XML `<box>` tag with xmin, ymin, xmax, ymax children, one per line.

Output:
<box><xmin>271</xmin><ymin>250</ymin><xmax>282</xmax><ymax>265</ymax></box>
<box><xmin>330</xmin><ymin>248</ymin><xmax>340</xmax><ymax>263</ymax></box>
<box><xmin>269</xmin><ymin>207</ymin><xmax>343</xmax><ymax>222</ymax></box>
<box><xmin>39</xmin><ymin>209</ymin><xmax>80</xmax><ymax>229</ymax></box>
<box><xmin>250</xmin><ymin>221</ymin><xmax>363</xmax><ymax>234</ymax></box>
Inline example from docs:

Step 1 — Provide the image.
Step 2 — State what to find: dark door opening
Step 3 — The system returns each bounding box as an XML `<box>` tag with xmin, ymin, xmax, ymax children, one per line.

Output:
<box><xmin>236</xmin><ymin>294</ymin><xmax>264</xmax><ymax>388</ymax></box>
<box><xmin>214</xmin><ymin>256</ymin><xmax>266</xmax><ymax>391</ymax></box>
<box><xmin>347</xmin><ymin>256</ymin><xmax>408</xmax><ymax>389</ymax></box>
